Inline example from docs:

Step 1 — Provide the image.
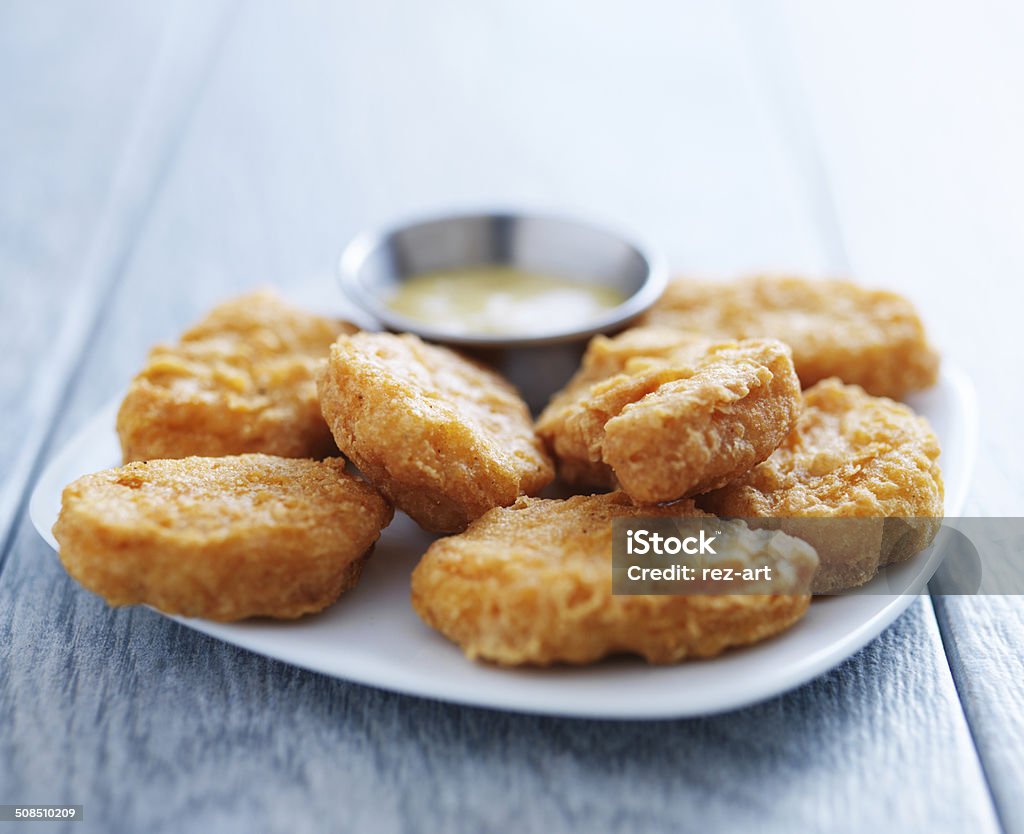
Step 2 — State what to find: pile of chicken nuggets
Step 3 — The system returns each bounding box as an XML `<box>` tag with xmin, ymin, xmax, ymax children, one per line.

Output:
<box><xmin>53</xmin><ymin>275</ymin><xmax>944</xmax><ymax>667</ymax></box>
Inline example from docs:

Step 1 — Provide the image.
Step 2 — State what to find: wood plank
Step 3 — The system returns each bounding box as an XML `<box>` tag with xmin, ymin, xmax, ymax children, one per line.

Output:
<box><xmin>0</xmin><ymin>0</ymin><xmax>236</xmax><ymax>565</ymax></box>
<box><xmin>767</xmin><ymin>1</ymin><xmax>1024</xmax><ymax>828</ymax></box>
<box><xmin>0</xmin><ymin>1</ymin><xmax>1000</xmax><ymax>830</ymax></box>
<box><xmin>934</xmin><ymin>596</ymin><xmax>1024</xmax><ymax>834</ymax></box>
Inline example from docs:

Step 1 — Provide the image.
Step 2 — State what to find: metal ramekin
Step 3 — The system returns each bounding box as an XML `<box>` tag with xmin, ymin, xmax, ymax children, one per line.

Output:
<box><xmin>337</xmin><ymin>209</ymin><xmax>667</xmax><ymax>411</ymax></box>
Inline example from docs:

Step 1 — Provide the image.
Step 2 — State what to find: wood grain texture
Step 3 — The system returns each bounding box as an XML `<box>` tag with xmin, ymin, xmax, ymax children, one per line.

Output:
<box><xmin>0</xmin><ymin>0</ymin><xmax>1017</xmax><ymax>831</ymax></box>
<box><xmin>934</xmin><ymin>596</ymin><xmax>1024</xmax><ymax>834</ymax></box>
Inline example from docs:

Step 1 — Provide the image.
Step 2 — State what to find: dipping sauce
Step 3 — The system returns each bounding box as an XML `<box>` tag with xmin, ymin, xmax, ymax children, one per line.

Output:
<box><xmin>386</xmin><ymin>266</ymin><xmax>625</xmax><ymax>336</ymax></box>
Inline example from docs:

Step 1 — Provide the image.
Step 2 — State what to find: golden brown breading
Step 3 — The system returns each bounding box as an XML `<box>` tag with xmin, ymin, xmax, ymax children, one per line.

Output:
<box><xmin>116</xmin><ymin>291</ymin><xmax>356</xmax><ymax>462</ymax></box>
<box><xmin>318</xmin><ymin>332</ymin><xmax>554</xmax><ymax>534</ymax></box>
<box><xmin>698</xmin><ymin>379</ymin><xmax>944</xmax><ymax>593</ymax></box>
<box><xmin>640</xmin><ymin>275</ymin><xmax>939</xmax><ymax>399</ymax></box>
<box><xmin>53</xmin><ymin>455</ymin><xmax>393</xmax><ymax>621</ymax></box>
<box><xmin>535</xmin><ymin>328</ymin><xmax>801</xmax><ymax>502</ymax></box>
<box><xmin>411</xmin><ymin>493</ymin><xmax>818</xmax><ymax>666</ymax></box>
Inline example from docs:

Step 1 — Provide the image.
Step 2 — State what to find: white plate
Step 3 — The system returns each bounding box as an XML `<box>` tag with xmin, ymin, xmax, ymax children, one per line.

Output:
<box><xmin>29</xmin><ymin>368</ymin><xmax>977</xmax><ymax>719</ymax></box>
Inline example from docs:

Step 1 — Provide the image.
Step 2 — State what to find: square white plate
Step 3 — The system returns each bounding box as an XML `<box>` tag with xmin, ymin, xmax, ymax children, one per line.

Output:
<box><xmin>29</xmin><ymin>368</ymin><xmax>976</xmax><ymax>719</ymax></box>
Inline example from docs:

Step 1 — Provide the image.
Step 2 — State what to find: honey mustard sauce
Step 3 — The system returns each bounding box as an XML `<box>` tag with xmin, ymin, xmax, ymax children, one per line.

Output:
<box><xmin>386</xmin><ymin>266</ymin><xmax>624</xmax><ymax>336</ymax></box>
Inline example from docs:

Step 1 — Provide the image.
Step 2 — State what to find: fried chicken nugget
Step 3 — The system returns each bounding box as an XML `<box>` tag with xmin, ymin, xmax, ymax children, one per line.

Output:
<box><xmin>535</xmin><ymin>328</ymin><xmax>801</xmax><ymax>502</ymax></box>
<box><xmin>640</xmin><ymin>275</ymin><xmax>940</xmax><ymax>399</ymax></box>
<box><xmin>411</xmin><ymin>493</ymin><xmax>818</xmax><ymax>666</ymax></box>
<box><xmin>698</xmin><ymin>379</ymin><xmax>944</xmax><ymax>593</ymax></box>
<box><xmin>117</xmin><ymin>291</ymin><xmax>357</xmax><ymax>462</ymax></box>
<box><xmin>318</xmin><ymin>332</ymin><xmax>554</xmax><ymax>534</ymax></box>
<box><xmin>53</xmin><ymin>455</ymin><xmax>393</xmax><ymax>621</ymax></box>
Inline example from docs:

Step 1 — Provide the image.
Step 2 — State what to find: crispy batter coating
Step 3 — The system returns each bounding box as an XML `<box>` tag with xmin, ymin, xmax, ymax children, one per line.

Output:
<box><xmin>411</xmin><ymin>493</ymin><xmax>817</xmax><ymax>666</ymax></box>
<box><xmin>640</xmin><ymin>275</ymin><xmax>940</xmax><ymax>399</ymax></box>
<box><xmin>535</xmin><ymin>328</ymin><xmax>801</xmax><ymax>502</ymax></box>
<box><xmin>117</xmin><ymin>291</ymin><xmax>356</xmax><ymax>462</ymax></box>
<box><xmin>318</xmin><ymin>332</ymin><xmax>554</xmax><ymax>534</ymax></box>
<box><xmin>53</xmin><ymin>455</ymin><xmax>393</xmax><ymax>621</ymax></box>
<box><xmin>699</xmin><ymin>379</ymin><xmax>944</xmax><ymax>593</ymax></box>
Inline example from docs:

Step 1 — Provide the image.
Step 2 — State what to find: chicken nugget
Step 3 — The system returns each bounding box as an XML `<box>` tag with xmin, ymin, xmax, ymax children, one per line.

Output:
<box><xmin>117</xmin><ymin>290</ymin><xmax>357</xmax><ymax>462</ymax></box>
<box><xmin>698</xmin><ymin>379</ymin><xmax>944</xmax><ymax>593</ymax></box>
<box><xmin>536</xmin><ymin>328</ymin><xmax>801</xmax><ymax>502</ymax></box>
<box><xmin>318</xmin><ymin>332</ymin><xmax>554</xmax><ymax>534</ymax></box>
<box><xmin>411</xmin><ymin>492</ymin><xmax>818</xmax><ymax>666</ymax></box>
<box><xmin>53</xmin><ymin>454</ymin><xmax>393</xmax><ymax>621</ymax></box>
<box><xmin>640</xmin><ymin>275</ymin><xmax>939</xmax><ymax>399</ymax></box>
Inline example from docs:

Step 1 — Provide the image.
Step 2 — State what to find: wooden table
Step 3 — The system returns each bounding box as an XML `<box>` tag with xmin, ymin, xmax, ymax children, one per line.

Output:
<box><xmin>2</xmin><ymin>2</ymin><xmax>1021</xmax><ymax>831</ymax></box>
